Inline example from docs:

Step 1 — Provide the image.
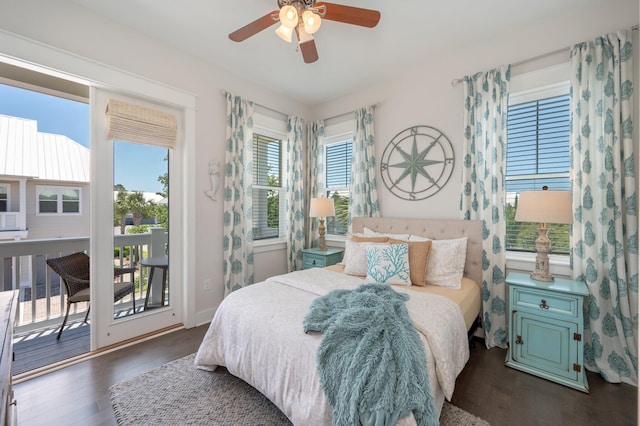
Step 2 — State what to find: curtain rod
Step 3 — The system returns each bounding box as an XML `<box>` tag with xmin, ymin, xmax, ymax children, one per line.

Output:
<box><xmin>450</xmin><ymin>46</ymin><xmax>568</xmax><ymax>87</ymax></box>
<box><xmin>220</xmin><ymin>89</ymin><xmax>289</xmax><ymax>119</ymax></box>
<box><xmin>450</xmin><ymin>25</ymin><xmax>639</xmax><ymax>87</ymax></box>
<box><xmin>322</xmin><ymin>102</ymin><xmax>380</xmax><ymax>122</ymax></box>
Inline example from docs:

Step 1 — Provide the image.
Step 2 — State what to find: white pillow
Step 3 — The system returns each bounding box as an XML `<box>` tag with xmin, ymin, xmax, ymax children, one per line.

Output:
<box><xmin>408</xmin><ymin>235</ymin><xmax>430</xmax><ymax>242</ymax></box>
<box><xmin>343</xmin><ymin>240</ymin><xmax>386</xmax><ymax>276</ymax></box>
<box><xmin>362</xmin><ymin>227</ymin><xmax>411</xmax><ymax>241</ymax></box>
<box><xmin>426</xmin><ymin>237</ymin><xmax>468</xmax><ymax>289</ymax></box>
<box><xmin>365</xmin><ymin>243</ymin><xmax>411</xmax><ymax>286</ymax></box>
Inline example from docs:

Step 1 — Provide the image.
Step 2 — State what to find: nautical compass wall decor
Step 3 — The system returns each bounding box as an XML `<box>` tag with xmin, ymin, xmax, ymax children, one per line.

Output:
<box><xmin>380</xmin><ymin>125</ymin><xmax>455</xmax><ymax>200</ymax></box>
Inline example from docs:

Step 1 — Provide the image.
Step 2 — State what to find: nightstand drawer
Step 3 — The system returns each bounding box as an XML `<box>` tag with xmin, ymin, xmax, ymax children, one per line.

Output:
<box><xmin>304</xmin><ymin>255</ymin><xmax>327</xmax><ymax>269</ymax></box>
<box><xmin>512</xmin><ymin>287</ymin><xmax>579</xmax><ymax>318</ymax></box>
<box><xmin>302</xmin><ymin>248</ymin><xmax>344</xmax><ymax>270</ymax></box>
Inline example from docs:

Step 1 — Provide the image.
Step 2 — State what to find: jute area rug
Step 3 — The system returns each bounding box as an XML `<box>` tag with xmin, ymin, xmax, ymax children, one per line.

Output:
<box><xmin>110</xmin><ymin>353</ymin><xmax>489</xmax><ymax>426</ymax></box>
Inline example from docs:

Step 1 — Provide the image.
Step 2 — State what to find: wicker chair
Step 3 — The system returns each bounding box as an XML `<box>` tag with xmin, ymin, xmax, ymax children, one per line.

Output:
<box><xmin>46</xmin><ymin>252</ymin><xmax>136</xmax><ymax>339</ymax></box>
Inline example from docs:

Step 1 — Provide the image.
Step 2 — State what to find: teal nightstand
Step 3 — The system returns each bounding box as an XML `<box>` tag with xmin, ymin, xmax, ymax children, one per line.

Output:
<box><xmin>302</xmin><ymin>248</ymin><xmax>344</xmax><ymax>269</ymax></box>
<box><xmin>505</xmin><ymin>272</ymin><xmax>589</xmax><ymax>393</ymax></box>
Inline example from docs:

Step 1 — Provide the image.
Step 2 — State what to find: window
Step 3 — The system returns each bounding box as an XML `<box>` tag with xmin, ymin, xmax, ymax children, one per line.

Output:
<box><xmin>37</xmin><ymin>186</ymin><xmax>81</xmax><ymax>214</ymax></box>
<box><xmin>505</xmin><ymin>89</ymin><xmax>571</xmax><ymax>253</ymax></box>
<box><xmin>252</xmin><ymin>133</ymin><xmax>284</xmax><ymax>240</ymax></box>
<box><xmin>0</xmin><ymin>185</ymin><xmax>7</xmax><ymax>212</ymax></box>
<box><xmin>325</xmin><ymin>140</ymin><xmax>352</xmax><ymax>236</ymax></box>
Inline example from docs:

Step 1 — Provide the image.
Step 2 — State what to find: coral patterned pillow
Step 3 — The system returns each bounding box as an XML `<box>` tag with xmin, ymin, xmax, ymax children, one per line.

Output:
<box><xmin>365</xmin><ymin>243</ymin><xmax>411</xmax><ymax>286</ymax></box>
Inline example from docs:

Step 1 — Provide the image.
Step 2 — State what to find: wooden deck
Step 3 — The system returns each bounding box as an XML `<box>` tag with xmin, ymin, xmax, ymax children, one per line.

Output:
<box><xmin>12</xmin><ymin>320</ymin><xmax>90</xmax><ymax>376</ymax></box>
<box><xmin>12</xmin><ymin>304</ymin><xmax>140</xmax><ymax>376</ymax></box>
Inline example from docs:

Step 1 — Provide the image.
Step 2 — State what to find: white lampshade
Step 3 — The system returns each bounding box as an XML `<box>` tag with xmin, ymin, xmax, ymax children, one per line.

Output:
<box><xmin>279</xmin><ymin>5</ymin><xmax>298</xmax><ymax>28</ymax></box>
<box><xmin>275</xmin><ymin>24</ymin><xmax>294</xmax><ymax>42</ymax></box>
<box><xmin>309</xmin><ymin>197</ymin><xmax>335</xmax><ymax>218</ymax></box>
<box><xmin>302</xmin><ymin>10</ymin><xmax>321</xmax><ymax>34</ymax></box>
<box><xmin>515</xmin><ymin>189</ymin><xmax>573</xmax><ymax>225</ymax></box>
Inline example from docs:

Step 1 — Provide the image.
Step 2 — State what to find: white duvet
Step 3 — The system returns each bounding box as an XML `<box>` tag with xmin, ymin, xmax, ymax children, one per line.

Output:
<box><xmin>195</xmin><ymin>268</ymin><xmax>469</xmax><ymax>426</ymax></box>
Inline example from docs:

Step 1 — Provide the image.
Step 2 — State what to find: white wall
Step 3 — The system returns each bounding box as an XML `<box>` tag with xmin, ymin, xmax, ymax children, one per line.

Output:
<box><xmin>0</xmin><ymin>0</ymin><xmax>311</xmax><ymax>325</ymax></box>
<box><xmin>312</xmin><ymin>0</ymin><xmax>638</xmax><ymax>220</ymax></box>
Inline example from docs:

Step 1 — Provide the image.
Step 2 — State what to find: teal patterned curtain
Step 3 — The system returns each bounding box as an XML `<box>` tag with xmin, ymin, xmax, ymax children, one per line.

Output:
<box><xmin>223</xmin><ymin>93</ymin><xmax>254</xmax><ymax>296</ymax></box>
<box><xmin>286</xmin><ymin>115</ymin><xmax>305</xmax><ymax>271</ymax></box>
<box><xmin>460</xmin><ymin>66</ymin><xmax>511</xmax><ymax>349</ymax></box>
<box><xmin>306</xmin><ymin>120</ymin><xmax>325</xmax><ymax>248</ymax></box>
<box><xmin>349</xmin><ymin>106</ymin><xmax>380</xmax><ymax>228</ymax></box>
<box><xmin>570</xmin><ymin>30</ymin><xmax>638</xmax><ymax>386</ymax></box>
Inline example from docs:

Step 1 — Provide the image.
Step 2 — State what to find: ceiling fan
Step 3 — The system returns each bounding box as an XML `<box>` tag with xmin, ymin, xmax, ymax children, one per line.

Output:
<box><xmin>229</xmin><ymin>0</ymin><xmax>381</xmax><ymax>64</ymax></box>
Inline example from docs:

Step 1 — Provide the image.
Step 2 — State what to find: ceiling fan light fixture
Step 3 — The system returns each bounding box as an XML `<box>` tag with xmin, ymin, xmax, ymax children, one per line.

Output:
<box><xmin>279</xmin><ymin>5</ymin><xmax>298</xmax><ymax>28</ymax></box>
<box><xmin>297</xmin><ymin>25</ymin><xmax>315</xmax><ymax>44</ymax></box>
<box><xmin>275</xmin><ymin>23</ymin><xmax>294</xmax><ymax>42</ymax></box>
<box><xmin>302</xmin><ymin>10</ymin><xmax>321</xmax><ymax>34</ymax></box>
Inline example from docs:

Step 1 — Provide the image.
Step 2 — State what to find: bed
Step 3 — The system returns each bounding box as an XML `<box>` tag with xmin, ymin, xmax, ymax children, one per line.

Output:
<box><xmin>195</xmin><ymin>217</ymin><xmax>483</xmax><ymax>425</ymax></box>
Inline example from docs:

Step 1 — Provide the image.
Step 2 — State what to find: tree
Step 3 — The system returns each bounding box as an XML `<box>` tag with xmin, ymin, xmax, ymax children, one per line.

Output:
<box><xmin>266</xmin><ymin>174</ymin><xmax>279</xmax><ymax>229</ymax></box>
<box><xmin>114</xmin><ymin>184</ymin><xmax>129</xmax><ymax>235</ymax></box>
<box><xmin>155</xmin><ymin>154</ymin><xmax>169</xmax><ymax>230</ymax></box>
<box><xmin>127</xmin><ymin>192</ymin><xmax>154</xmax><ymax>226</ymax></box>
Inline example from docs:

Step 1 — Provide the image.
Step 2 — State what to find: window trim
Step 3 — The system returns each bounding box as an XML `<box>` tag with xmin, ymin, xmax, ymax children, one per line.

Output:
<box><xmin>506</xmin><ymin>86</ymin><xmax>571</xmax><ymax>255</ymax></box>
<box><xmin>505</xmin><ymin>79</ymin><xmax>571</xmax><ymax>279</ymax></box>
<box><xmin>36</xmin><ymin>185</ymin><xmax>82</xmax><ymax>215</ymax></box>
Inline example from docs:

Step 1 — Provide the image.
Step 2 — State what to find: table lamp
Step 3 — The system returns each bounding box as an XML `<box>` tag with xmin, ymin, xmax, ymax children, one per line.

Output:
<box><xmin>309</xmin><ymin>197</ymin><xmax>335</xmax><ymax>250</ymax></box>
<box><xmin>515</xmin><ymin>186</ymin><xmax>573</xmax><ymax>282</ymax></box>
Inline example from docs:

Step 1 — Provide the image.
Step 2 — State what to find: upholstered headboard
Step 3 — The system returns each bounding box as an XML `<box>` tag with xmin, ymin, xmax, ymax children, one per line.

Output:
<box><xmin>352</xmin><ymin>217</ymin><xmax>483</xmax><ymax>288</ymax></box>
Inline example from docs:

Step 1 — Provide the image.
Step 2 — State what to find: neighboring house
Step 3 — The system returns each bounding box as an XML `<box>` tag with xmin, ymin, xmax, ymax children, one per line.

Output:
<box><xmin>0</xmin><ymin>114</ymin><xmax>90</xmax><ymax>241</ymax></box>
<box><xmin>0</xmin><ymin>114</ymin><xmax>90</xmax><ymax>293</ymax></box>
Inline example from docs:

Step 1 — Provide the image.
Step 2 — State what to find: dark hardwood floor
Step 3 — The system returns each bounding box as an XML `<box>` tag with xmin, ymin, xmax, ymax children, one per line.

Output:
<box><xmin>13</xmin><ymin>325</ymin><xmax>209</xmax><ymax>426</ymax></box>
<box><xmin>13</xmin><ymin>328</ymin><xmax>637</xmax><ymax>426</ymax></box>
<box><xmin>452</xmin><ymin>339</ymin><xmax>637</xmax><ymax>426</ymax></box>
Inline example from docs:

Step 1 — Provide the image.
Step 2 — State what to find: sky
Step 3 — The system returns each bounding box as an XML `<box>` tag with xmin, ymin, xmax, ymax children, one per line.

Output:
<box><xmin>0</xmin><ymin>83</ymin><xmax>166</xmax><ymax>193</ymax></box>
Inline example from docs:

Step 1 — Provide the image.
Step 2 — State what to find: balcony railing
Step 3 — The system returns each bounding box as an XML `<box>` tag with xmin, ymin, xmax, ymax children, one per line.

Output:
<box><xmin>0</xmin><ymin>228</ymin><xmax>167</xmax><ymax>333</ymax></box>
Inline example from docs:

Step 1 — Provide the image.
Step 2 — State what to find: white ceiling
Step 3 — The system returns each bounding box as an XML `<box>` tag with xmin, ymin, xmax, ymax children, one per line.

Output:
<box><xmin>70</xmin><ymin>0</ymin><xmax>607</xmax><ymax>106</ymax></box>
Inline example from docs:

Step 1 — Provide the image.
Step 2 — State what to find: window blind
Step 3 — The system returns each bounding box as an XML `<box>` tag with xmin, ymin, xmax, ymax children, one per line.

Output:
<box><xmin>105</xmin><ymin>99</ymin><xmax>177</xmax><ymax>148</ymax></box>
<box><xmin>506</xmin><ymin>94</ymin><xmax>571</xmax><ymax>253</ymax></box>
<box><xmin>326</xmin><ymin>140</ymin><xmax>352</xmax><ymax>188</ymax></box>
<box><xmin>325</xmin><ymin>140</ymin><xmax>352</xmax><ymax>236</ymax></box>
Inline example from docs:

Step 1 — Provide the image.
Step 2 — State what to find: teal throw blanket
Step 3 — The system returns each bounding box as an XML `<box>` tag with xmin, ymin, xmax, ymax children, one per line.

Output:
<box><xmin>303</xmin><ymin>283</ymin><xmax>438</xmax><ymax>426</ymax></box>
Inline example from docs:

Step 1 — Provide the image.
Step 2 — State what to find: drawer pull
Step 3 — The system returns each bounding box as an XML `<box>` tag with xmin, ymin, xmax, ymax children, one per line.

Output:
<box><xmin>515</xmin><ymin>335</ymin><xmax>524</xmax><ymax>345</ymax></box>
<box><xmin>539</xmin><ymin>299</ymin><xmax>549</xmax><ymax>310</ymax></box>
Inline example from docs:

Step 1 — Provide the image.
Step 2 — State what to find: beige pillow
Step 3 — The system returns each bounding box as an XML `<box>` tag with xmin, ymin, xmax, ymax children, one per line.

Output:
<box><xmin>388</xmin><ymin>238</ymin><xmax>432</xmax><ymax>286</ymax></box>
<box><xmin>350</xmin><ymin>235</ymin><xmax>389</xmax><ymax>243</ymax></box>
<box><xmin>362</xmin><ymin>227</ymin><xmax>411</xmax><ymax>241</ymax></box>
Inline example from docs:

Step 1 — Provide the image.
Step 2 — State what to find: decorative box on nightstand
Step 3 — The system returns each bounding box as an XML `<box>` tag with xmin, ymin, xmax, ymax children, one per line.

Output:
<box><xmin>302</xmin><ymin>248</ymin><xmax>344</xmax><ymax>270</ymax></box>
<box><xmin>505</xmin><ymin>272</ymin><xmax>589</xmax><ymax>393</ymax></box>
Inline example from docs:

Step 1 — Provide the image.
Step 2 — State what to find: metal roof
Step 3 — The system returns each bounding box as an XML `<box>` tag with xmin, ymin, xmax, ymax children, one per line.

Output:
<box><xmin>0</xmin><ymin>114</ymin><xmax>89</xmax><ymax>183</ymax></box>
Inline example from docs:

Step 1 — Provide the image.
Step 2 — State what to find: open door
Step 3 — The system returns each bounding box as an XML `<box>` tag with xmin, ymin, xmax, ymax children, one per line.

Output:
<box><xmin>90</xmin><ymin>88</ymin><xmax>183</xmax><ymax>348</ymax></box>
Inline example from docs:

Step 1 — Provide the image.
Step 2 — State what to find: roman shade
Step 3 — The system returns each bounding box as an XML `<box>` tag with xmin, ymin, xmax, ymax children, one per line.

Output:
<box><xmin>105</xmin><ymin>99</ymin><xmax>178</xmax><ymax>148</ymax></box>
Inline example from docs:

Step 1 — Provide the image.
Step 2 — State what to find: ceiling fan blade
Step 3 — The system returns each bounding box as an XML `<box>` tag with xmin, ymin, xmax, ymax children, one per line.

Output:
<box><xmin>294</xmin><ymin>27</ymin><xmax>319</xmax><ymax>63</ymax></box>
<box><xmin>229</xmin><ymin>11</ymin><xmax>278</xmax><ymax>42</ymax></box>
<box><xmin>300</xmin><ymin>39</ymin><xmax>319</xmax><ymax>63</ymax></box>
<box><xmin>317</xmin><ymin>2</ymin><xmax>381</xmax><ymax>28</ymax></box>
